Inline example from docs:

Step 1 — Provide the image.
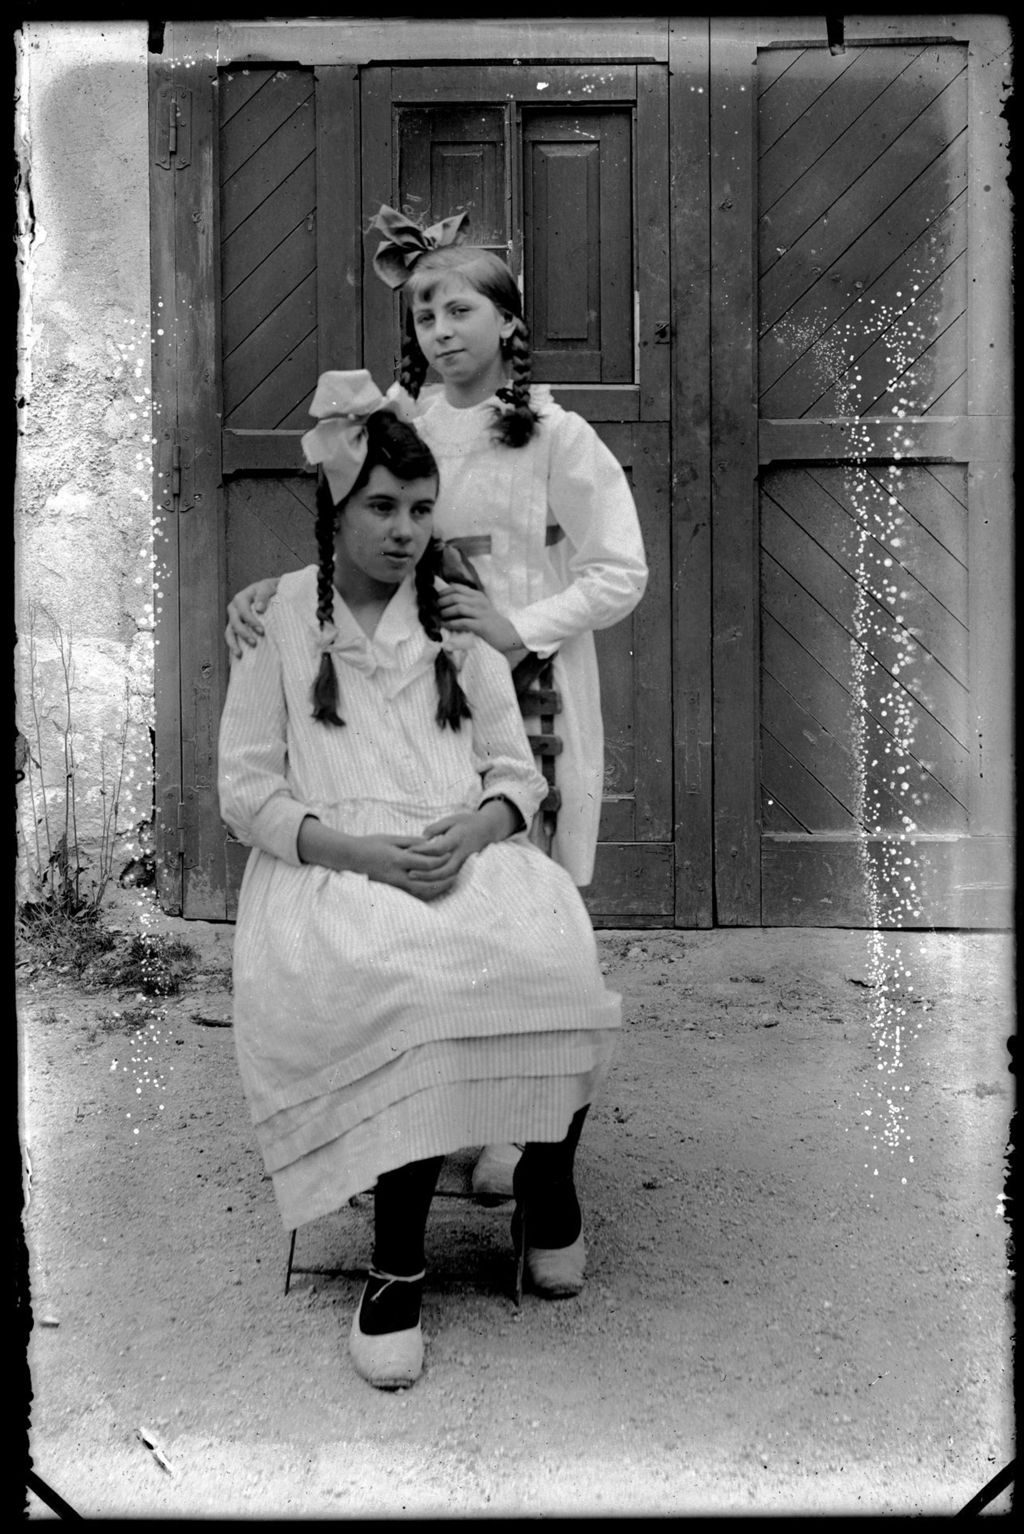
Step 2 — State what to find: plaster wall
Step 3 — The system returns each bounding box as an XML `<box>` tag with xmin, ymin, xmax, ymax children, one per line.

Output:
<box><xmin>16</xmin><ymin>21</ymin><xmax>156</xmax><ymax>900</ymax></box>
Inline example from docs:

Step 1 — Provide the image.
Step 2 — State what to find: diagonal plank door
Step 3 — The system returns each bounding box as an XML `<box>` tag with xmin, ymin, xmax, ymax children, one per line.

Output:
<box><xmin>711</xmin><ymin>16</ymin><xmax>1012</xmax><ymax>927</ymax></box>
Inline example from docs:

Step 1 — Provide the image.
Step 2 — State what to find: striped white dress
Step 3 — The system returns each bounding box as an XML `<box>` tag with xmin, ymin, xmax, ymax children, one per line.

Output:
<box><xmin>218</xmin><ymin>567</ymin><xmax>621</xmax><ymax>1230</ymax></box>
<box><xmin>414</xmin><ymin>386</ymin><xmax>649</xmax><ymax>887</ymax></box>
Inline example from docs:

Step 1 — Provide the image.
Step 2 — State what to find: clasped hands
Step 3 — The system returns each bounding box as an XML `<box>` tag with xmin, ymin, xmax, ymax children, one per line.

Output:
<box><xmin>300</xmin><ymin>802</ymin><xmax>518</xmax><ymax>903</ymax></box>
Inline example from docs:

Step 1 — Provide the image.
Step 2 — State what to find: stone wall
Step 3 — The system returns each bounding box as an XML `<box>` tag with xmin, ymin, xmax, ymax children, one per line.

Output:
<box><xmin>15</xmin><ymin>21</ymin><xmax>155</xmax><ymax>903</ymax></box>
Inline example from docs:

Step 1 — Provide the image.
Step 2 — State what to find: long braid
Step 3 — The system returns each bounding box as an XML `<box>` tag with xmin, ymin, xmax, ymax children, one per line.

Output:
<box><xmin>415</xmin><ymin>540</ymin><xmax>472</xmax><ymax>731</ymax></box>
<box><xmin>493</xmin><ymin>316</ymin><xmax>539</xmax><ymax>447</ymax></box>
<box><xmin>312</xmin><ymin>478</ymin><xmax>345</xmax><ymax>726</ymax></box>
<box><xmin>399</xmin><ymin>313</ymin><xmax>429</xmax><ymax>400</ymax></box>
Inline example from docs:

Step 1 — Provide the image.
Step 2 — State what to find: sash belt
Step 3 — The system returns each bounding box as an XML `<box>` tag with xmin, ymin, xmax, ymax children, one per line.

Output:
<box><xmin>445</xmin><ymin>525</ymin><xmax>564</xmax><ymax>558</ymax></box>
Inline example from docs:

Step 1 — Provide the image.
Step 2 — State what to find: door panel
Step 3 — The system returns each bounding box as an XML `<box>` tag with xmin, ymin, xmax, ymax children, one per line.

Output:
<box><xmin>522</xmin><ymin>110</ymin><xmax>634</xmax><ymax>382</ymax></box>
<box><xmin>711</xmin><ymin>18</ymin><xmax>1012</xmax><ymax>927</ymax></box>
<box><xmin>358</xmin><ymin>66</ymin><xmax>674</xmax><ymax>920</ymax></box>
<box><xmin>223</xmin><ymin>475</ymin><xmax>319</xmax><ymax>917</ymax></box>
<box><xmin>399</xmin><ymin>107</ymin><xmax>507</xmax><ymax>248</ymax></box>
<box><xmin>219</xmin><ymin>68</ymin><xmax>318</xmax><ymax>432</ymax></box>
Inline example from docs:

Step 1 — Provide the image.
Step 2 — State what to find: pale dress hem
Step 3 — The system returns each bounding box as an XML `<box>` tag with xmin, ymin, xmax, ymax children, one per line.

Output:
<box><xmin>251</xmin><ymin>1028</ymin><xmax>620</xmax><ymax>1172</ymax></box>
<box><xmin>267</xmin><ymin>1069</ymin><xmax>606</xmax><ymax>1231</ymax></box>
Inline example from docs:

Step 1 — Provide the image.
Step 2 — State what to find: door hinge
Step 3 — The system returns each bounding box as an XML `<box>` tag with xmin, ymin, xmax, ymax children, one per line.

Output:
<box><xmin>176</xmin><ymin>800</ymin><xmax>187</xmax><ymax>856</ymax></box>
<box><xmin>156</xmin><ymin>431</ymin><xmax>195</xmax><ymax>513</ymax></box>
<box><xmin>153</xmin><ymin>84</ymin><xmax>192</xmax><ymax>170</ymax></box>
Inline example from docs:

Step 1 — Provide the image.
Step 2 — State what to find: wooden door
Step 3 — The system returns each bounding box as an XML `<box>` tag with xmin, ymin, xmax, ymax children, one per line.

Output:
<box><xmin>358</xmin><ymin>64</ymin><xmax>675</xmax><ymax>921</ymax></box>
<box><xmin>152</xmin><ymin>46</ymin><xmax>685</xmax><ymax>924</ymax></box>
<box><xmin>710</xmin><ymin>16</ymin><xmax>1012</xmax><ymax>927</ymax></box>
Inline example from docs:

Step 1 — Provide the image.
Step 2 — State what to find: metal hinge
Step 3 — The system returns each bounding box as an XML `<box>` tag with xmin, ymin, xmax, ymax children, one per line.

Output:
<box><xmin>176</xmin><ymin>800</ymin><xmax>187</xmax><ymax>856</ymax></box>
<box><xmin>156</xmin><ymin>431</ymin><xmax>195</xmax><ymax>513</ymax></box>
<box><xmin>153</xmin><ymin>85</ymin><xmax>192</xmax><ymax>170</ymax></box>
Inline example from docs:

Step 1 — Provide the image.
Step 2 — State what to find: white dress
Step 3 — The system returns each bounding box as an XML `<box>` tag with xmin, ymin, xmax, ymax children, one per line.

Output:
<box><xmin>218</xmin><ymin>567</ymin><xmax>621</xmax><ymax>1230</ymax></box>
<box><xmin>414</xmin><ymin>387</ymin><xmax>649</xmax><ymax>886</ymax></box>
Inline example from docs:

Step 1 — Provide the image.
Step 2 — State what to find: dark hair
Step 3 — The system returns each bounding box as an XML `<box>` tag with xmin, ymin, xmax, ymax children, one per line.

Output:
<box><xmin>311</xmin><ymin>410</ymin><xmax>471</xmax><ymax>731</ymax></box>
<box><xmin>399</xmin><ymin>246</ymin><xmax>540</xmax><ymax>448</ymax></box>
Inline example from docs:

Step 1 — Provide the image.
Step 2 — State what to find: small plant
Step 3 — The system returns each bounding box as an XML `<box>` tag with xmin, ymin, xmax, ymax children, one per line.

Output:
<box><xmin>89</xmin><ymin>1003</ymin><xmax>157</xmax><ymax>1039</ymax></box>
<box><xmin>18</xmin><ymin>604</ymin><xmax>133</xmax><ymax>925</ymax></box>
<box><xmin>88</xmin><ymin>933</ymin><xmax>197</xmax><ymax>997</ymax></box>
<box><xmin>17</xmin><ymin>904</ymin><xmax>117</xmax><ymax>977</ymax></box>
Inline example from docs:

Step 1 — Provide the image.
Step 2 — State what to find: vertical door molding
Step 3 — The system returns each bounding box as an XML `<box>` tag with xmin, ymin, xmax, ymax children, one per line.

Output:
<box><xmin>151</xmin><ymin>25</ymin><xmax>226</xmax><ymax>917</ymax></box>
<box><xmin>709</xmin><ymin>21</ymin><xmax>760</xmax><ymax>923</ymax></box>
<box><xmin>315</xmin><ymin>66</ymin><xmax>363</xmax><ymax>373</ymax></box>
<box><xmin>359</xmin><ymin>66</ymin><xmax>396</xmax><ymax>390</ymax></box>
<box><xmin>637</xmin><ymin>62</ymin><xmax>671</xmax><ymax>422</ymax></box>
<box><xmin>963</xmin><ymin>17</ymin><xmax>1013</xmax><ymax>844</ymax></box>
<box><xmin>670</xmin><ymin>19</ymin><xmax>714</xmax><ymax>926</ymax></box>
<box><xmin>149</xmin><ymin>55</ymin><xmax>184</xmax><ymax>912</ymax></box>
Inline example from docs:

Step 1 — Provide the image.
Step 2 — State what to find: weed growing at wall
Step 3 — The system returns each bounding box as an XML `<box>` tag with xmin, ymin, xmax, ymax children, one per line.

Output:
<box><xmin>18</xmin><ymin>604</ymin><xmax>135</xmax><ymax>920</ymax></box>
<box><xmin>15</xmin><ymin>603</ymin><xmax>173</xmax><ymax>997</ymax></box>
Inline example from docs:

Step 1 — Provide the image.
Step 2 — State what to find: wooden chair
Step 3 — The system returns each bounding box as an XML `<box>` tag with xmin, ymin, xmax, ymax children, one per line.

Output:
<box><xmin>441</xmin><ymin>536</ymin><xmax>564</xmax><ymax>854</ymax></box>
<box><xmin>283</xmin><ymin>1151</ymin><xmax>512</xmax><ymax>1295</ymax></box>
<box><xmin>511</xmin><ymin>652</ymin><xmax>562</xmax><ymax>855</ymax></box>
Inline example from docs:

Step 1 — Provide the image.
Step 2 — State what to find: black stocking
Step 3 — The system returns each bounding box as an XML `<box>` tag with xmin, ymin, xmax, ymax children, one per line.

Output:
<box><xmin>371</xmin><ymin>1155</ymin><xmax>444</xmax><ymax>1277</ymax></box>
<box><xmin>514</xmin><ymin>1105</ymin><xmax>590</xmax><ymax>1249</ymax></box>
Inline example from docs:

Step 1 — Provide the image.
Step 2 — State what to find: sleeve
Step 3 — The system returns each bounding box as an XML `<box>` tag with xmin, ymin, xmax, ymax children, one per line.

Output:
<box><xmin>460</xmin><ymin>642</ymin><xmax>547</xmax><ymax>827</ymax></box>
<box><xmin>503</xmin><ymin>411</ymin><xmax>649</xmax><ymax>657</ymax></box>
<box><xmin>217</xmin><ymin>626</ymin><xmax>317</xmax><ymax>866</ymax></box>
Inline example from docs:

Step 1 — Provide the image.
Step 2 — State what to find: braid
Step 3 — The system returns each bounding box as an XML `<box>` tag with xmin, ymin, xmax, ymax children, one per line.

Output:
<box><xmin>399</xmin><ymin>313</ymin><xmax>429</xmax><ymax>399</ymax></box>
<box><xmin>492</xmin><ymin>317</ymin><xmax>539</xmax><ymax>447</ymax></box>
<box><xmin>311</xmin><ymin>478</ymin><xmax>345</xmax><ymax>727</ymax></box>
<box><xmin>415</xmin><ymin>540</ymin><xmax>473</xmax><ymax>731</ymax></box>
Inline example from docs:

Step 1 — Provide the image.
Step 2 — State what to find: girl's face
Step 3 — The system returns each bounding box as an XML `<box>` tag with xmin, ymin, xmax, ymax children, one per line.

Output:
<box><xmin>333</xmin><ymin>464</ymin><xmax>437</xmax><ymax>599</ymax></box>
<box><xmin>410</xmin><ymin>274</ymin><xmax>516</xmax><ymax>405</ymax></box>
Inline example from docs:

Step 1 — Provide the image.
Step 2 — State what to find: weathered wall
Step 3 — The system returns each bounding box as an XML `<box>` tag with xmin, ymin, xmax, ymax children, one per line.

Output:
<box><xmin>16</xmin><ymin>22</ymin><xmax>155</xmax><ymax>902</ymax></box>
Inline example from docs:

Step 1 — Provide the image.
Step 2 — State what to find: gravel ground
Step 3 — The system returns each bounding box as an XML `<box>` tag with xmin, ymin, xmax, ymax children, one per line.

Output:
<box><xmin>17</xmin><ymin>908</ymin><xmax>1014</xmax><ymax>1517</ymax></box>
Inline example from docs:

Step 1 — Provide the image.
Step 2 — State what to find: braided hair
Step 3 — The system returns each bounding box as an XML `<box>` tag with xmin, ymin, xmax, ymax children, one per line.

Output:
<box><xmin>400</xmin><ymin>246</ymin><xmax>541</xmax><ymax>448</ymax></box>
<box><xmin>311</xmin><ymin>410</ymin><xmax>471</xmax><ymax>731</ymax></box>
<box><xmin>414</xmin><ymin>539</ymin><xmax>474</xmax><ymax>730</ymax></box>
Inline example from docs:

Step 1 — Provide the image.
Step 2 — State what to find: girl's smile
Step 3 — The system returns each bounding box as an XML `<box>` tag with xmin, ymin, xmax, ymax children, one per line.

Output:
<box><xmin>411</xmin><ymin>275</ymin><xmax>516</xmax><ymax>406</ymax></box>
<box><xmin>333</xmin><ymin>465</ymin><xmax>437</xmax><ymax>606</ymax></box>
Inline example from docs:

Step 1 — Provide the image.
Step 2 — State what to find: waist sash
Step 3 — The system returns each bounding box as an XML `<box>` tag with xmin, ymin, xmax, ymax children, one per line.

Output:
<box><xmin>445</xmin><ymin>525</ymin><xmax>564</xmax><ymax>559</ymax></box>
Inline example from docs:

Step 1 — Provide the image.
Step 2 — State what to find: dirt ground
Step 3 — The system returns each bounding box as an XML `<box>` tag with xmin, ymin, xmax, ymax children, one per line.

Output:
<box><xmin>17</xmin><ymin>896</ymin><xmax>1015</xmax><ymax>1518</ymax></box>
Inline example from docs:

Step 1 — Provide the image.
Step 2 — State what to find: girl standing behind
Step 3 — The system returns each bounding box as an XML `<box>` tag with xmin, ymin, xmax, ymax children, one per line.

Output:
<box><xmin>218</xmin><ymin>375</ymin><xmax>621</xmax><ymax>1391</ymax></box>
<box><xmin>226</xmin><ymin>208</ymin><xmax>648</xmax><ymax>1196</ymax></box>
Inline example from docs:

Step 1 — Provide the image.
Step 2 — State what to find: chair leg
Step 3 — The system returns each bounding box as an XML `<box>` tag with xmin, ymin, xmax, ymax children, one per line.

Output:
<box><xmin>284</xmin><ymin>1228</ymin><xmax>297</xmax><ymax>1296</ymax></box>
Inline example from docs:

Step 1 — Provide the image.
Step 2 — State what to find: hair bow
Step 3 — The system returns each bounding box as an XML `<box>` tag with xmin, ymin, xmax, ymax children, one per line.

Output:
<box><xmin>301</xmin><ymin>369</ymin><xmax>388</xmax><ymax>503</ymax></box>
<box><xmin>370</xmin><ymin>203</ymin><xmax>469</xmax><ymax>290</ymax></box>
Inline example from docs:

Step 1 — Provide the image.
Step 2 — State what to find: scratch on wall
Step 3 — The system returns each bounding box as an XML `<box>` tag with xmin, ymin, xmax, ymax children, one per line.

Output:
<box><xmin>14</xmin><ymin>33</ymin><xmax>43</xmax><ymax>428</ymax></box>
<box><xmin>805</xmin><ymin>284</ymin><xmax>943</xmax><ymax>1197</ymax></box>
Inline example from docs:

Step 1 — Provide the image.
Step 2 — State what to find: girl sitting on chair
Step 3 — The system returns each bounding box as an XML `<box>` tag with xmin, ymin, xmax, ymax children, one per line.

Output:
<box><xmin>218</xmin><ymin>372</ymin><xmax>621</xmax><ymax>1391</ymax></box>
<box><xmin>226</xmin><ymin>207</ymin><xmax>648</xmax><ymax>1203</ymax></box>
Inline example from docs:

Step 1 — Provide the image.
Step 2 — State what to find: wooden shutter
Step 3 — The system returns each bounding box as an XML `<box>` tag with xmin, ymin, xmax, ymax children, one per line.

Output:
<box><xmin>522</xmin><ymin>109</ymin><xmax>634</xmax><ymax>382</ymax></box>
